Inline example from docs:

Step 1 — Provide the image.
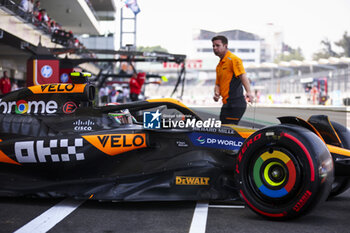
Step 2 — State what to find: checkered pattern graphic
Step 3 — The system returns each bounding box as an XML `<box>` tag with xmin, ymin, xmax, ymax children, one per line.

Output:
<box><xmin>15</xmin><ymin>138</ymin><xmax>85</xmax><ymax>163</ymax></box>
<box><xmin>34</xmin><ymin>138</ymin><xmax>84</xmax><ymax>162</ymax></box>
<box><xmin>60</xmin><ymin>138</ymin><xmax>85</xmax><ymax>161</ymax></box>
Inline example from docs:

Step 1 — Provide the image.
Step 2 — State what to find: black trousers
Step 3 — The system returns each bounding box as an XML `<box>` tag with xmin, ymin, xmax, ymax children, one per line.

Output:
<box><xmin>130</xmin><ymin>93</ymin><xmax>139</xmax><ymax>101</ymax></box>
<box><xmin>219</xmin><ymin>98</ymin><xmax>247</xmax><ymax>125</ymax></box>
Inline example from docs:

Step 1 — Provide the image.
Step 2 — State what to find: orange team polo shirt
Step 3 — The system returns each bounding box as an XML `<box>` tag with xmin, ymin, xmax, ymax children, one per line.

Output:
<box><xmin>215</xmin><ymin>51</ymin><xmax>245</xmax><ymax>104</ymax></box>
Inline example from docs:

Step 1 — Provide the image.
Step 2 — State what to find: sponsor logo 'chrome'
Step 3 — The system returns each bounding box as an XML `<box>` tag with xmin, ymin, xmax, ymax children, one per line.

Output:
<box><xmin>0</xmin><ymin>99</ymin><xmax>58</xmax><ymax>114</ymax></box>
<box><xmin>176</xmin><ymin>176</ymin><xmax>210</xmax><ymax>185</ymax></box>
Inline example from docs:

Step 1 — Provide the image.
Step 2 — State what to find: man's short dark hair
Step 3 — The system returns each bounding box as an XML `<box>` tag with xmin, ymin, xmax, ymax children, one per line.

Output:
<box><xmin>211</xmin><ymin>35</ymin><xmax>228</xmax><ymax>45</ymax></box>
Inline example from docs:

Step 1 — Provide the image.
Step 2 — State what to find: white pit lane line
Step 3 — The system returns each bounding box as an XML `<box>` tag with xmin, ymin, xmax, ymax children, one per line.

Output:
<box><xmin>189</xmin><ymin>202</ymin><xmax>209</xmax><ymax>233</ymax></box>
<box><xmin>14</xmin><ymin>198</ymin><xmax>85</xmax><ymax>233</ymax></box>
<box><xmin>189</xmin><ymin>202</ymin><xmax>245</xmax><ymax>233</ymax></box>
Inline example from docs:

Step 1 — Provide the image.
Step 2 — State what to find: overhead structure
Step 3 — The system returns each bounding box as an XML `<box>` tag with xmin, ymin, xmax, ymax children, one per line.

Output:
<box><xmin>120</xmin><ymin>8</ymin><xmax>137</xmax><ymax>49</ymax></box>
<box><xmin>120</xmin><ymin>0</ymin><xmax>141</xmax><ymax>49</ymax></box>
<box><xmin>26</xmin><ymin>44</ymin><xmax>187</xmax><ymax>98</ymax></box>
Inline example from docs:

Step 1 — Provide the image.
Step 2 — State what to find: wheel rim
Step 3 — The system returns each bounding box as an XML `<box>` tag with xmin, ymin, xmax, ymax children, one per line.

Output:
<box><xmin>251</xmin><ymin>149</ymin><xmax>299</xmax><ymax>200</ymax></box>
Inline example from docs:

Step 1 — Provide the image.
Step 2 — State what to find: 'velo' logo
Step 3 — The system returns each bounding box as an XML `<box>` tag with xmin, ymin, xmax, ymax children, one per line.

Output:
<box><xmin>29</xmin><ymin>84</ymin><xmax>85</xmax><ymax>94</ymax></box>
<box><xmin>82</xmin><ymin>134</ymin><xmax>147</xmax><ymax>156</ymax></box>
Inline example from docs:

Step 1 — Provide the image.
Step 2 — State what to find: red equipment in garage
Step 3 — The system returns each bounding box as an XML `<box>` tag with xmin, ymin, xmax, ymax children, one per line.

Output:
<box><xmin>26</xmin><ymin>58</ymin><xmax>60</xmax><ymax>86</ymax></box>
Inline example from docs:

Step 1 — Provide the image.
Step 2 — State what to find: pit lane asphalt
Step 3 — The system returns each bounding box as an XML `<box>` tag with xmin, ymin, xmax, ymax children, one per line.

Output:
<box><xmin>1</xmin><ymin>107</ymin><xmax>349</xmax><ymax>233</ymax></box>
<box><xmin>0</xmin><ymin>190</ymin><xmax>349</xmax><ymax>233</ymax></box>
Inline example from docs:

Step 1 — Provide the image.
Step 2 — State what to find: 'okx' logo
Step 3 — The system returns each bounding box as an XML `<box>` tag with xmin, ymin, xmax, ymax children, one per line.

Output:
<box><xmin>143</xmin><ymin>110</ymin><xmax>161</xmax><ymax>129</ymax></box>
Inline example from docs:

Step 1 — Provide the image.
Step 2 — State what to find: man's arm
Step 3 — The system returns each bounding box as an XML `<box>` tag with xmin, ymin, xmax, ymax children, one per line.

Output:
<box><xmin>130</xmin><ymin>78</ymin><xmax>140</xmax><ymax>89</ymax></box>
<box><xmin>213</xmin><ymin>84</ymin><xmax>220</xmax><ymax>102</ymax></box>
<box><xmin>239</xmin><ymin>73</ymin><xmax>254</xmax><ymax>103</ymax></box>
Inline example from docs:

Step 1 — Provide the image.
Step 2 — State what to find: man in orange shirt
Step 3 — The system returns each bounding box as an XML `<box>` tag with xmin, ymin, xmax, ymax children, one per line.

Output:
<box><xmin>0</xmin><ymin>71</ymin><xmax>12</xmax><ymax>95</ymax></box>
<box><xmin>212</xmin><ymin>35</ymin><xmax>253</xmax><ymax>124</ymax></box>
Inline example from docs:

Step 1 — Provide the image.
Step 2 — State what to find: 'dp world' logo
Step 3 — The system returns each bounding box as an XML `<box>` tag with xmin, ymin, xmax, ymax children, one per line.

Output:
<box><xmin>82</xmin><ymin>134</ymin><xmax>147</xmax><ymax>156</ymax></box>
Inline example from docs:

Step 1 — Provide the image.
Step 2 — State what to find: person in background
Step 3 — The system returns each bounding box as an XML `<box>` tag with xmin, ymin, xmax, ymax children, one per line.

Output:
<box><xmin>19</xmin><ymin>0</ymin><xmax>29</xmax><ymax>12</ymax></box>
<box><xmin>99</xmin><ymin>84</ymin><xmax>109</xmax><ymax>105</ymax></box>
<box><xmin>27</xmin><ymin>0</ymin><xmax>34</xmax><ymax>14</ymax></box>
<box><xmin>122</xmin><ymin>85</ymin><xmax>129</xmax><ymax>103</ymax></box>
<box><xmin>36</xmin><ymin>8</ymin><xmax>44</xmax><ymax>21</ymax></box>
<box><xmin>109</xmin><ymin>87</ymin><xmax>118</xmax><ymax>103</ymax></box>
<box><xmin>50</xmin><ymin>20</ymin><xmax>58</xmax><ymax>31</ymax></box>
<box><xmin>212</xmin><ymin>35</ymin><xmax>253</xmax><ymax>124</ymax></box>
<box><xmin>33</xmin><ymin>0</ymin><xmax>40</xmax><ymax>17</ymax></box>
<box><xmin>11</xmin><ymin>80</ymin><xmax>19</xmax><ymax>91</ymax></box>
<box><xmin>0</xmin><ymin>71</ymin><xmax>12</xmax><ymax>95</ymax></box>
<box><xmin>129</xmin><ymin>72</ymin><xmax>146</xmax><ymax>101</ymax></box>
<box><xmin>311</xmin><ymin>85</ymin><xmax>318</xmax><ymax>105</ymax></box>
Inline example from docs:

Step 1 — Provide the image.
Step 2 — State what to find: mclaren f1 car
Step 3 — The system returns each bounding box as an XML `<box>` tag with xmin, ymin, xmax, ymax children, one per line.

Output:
<box><xmin>0</xmin><ymin>72</ymin><xmax>349</xmax><ymax>220</ymax></box>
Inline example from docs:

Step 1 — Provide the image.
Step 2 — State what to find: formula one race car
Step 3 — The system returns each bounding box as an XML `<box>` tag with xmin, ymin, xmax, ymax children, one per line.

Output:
<box><xmin>0</xmin><ymin>72</ymin><xmax>349</xmax><ymax>220</ymax></box>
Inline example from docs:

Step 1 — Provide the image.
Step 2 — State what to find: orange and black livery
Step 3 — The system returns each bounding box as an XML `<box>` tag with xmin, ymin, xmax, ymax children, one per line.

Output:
<box><xmin>0</xmin><ymin>72</ymin><xmax>349</xmax><ymax>220</ymax></box>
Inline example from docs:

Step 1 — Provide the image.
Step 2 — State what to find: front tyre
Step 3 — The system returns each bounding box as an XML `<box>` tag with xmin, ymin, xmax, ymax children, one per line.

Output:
<box><xmin>237</xmin><ymin>125</ymin><xmax>334</xmax><ymax>220</ymax></box>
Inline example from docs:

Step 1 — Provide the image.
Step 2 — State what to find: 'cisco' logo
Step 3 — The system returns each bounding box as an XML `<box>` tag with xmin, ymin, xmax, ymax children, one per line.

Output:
<box><xmin>41</xmin><ymin>65</ymin><xmax>53</xmax><ymax>78</ymax></box>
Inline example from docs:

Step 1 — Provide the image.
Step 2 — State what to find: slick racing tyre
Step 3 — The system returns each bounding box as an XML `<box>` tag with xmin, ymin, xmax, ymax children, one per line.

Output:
<box><xmin>237</xmin><ymin>124</ymin><xmax>334</xmax><ymax>220</ymax></box>
<box><xmin>329</xmin><ymin>121</ymin><xmax>350</xmax><ymax>197</ymax></box>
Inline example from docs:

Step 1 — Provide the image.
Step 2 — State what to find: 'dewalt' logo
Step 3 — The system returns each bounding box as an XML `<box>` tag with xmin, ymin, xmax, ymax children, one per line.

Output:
<box><xmin>82</xmin><ymin>134</ymin><xmax>147</xmax><ymax>156</ymax></box>
<box><xmin>176</xmin><ymin>176</ymin><xmax>210</xmax><ymax>185</ymax></box>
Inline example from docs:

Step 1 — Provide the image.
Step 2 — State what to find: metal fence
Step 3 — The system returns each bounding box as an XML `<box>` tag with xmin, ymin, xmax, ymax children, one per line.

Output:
<box><xmin>0</xmin><ymin>0</ymin><xmax>52</xmax><ymax>34</ymax></box>
<box><xmin>255</xmin><ymin>68</ymin><xmax>350</xmax><ymax>94</ymax></box>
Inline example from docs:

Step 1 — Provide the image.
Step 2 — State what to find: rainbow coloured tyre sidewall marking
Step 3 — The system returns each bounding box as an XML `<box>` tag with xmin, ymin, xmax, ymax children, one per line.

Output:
<box><xmin>253</xmin><ymin>150</ymin><xmax>297</xmax><ymax>198</ymax></box>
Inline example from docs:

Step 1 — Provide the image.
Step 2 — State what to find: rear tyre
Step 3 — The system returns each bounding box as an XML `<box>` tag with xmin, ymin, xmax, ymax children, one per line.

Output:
<box><xmin>238</xmin><ymin>125</ymin><xmax>334</xmax><ymax>219</ymax></box>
